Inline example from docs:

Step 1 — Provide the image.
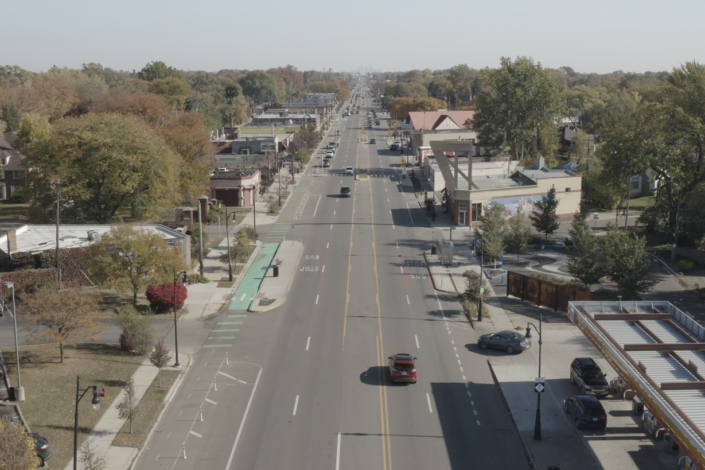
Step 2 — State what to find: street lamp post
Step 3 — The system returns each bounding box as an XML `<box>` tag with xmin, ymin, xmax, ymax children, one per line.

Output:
<box><xmin>525</xmin><ymin>314</ymin><xmax>544</xmax><ymax>440</ymax></box>
<box><xmin>74</xmin><ymin>376</ymin><xmax>102</xmax><ymax>470</ymax></box>
<box><xmin>478</xmin><ymin>238</ymin><xmax>484</xmax><ymax>322</ymax></box>
<box><xmin>224</xmin><ymin>208</ymin><xmax>233</xmax><ymax>282</ymax></box>
<box><xmin>173</xmin><ymin>269</ymin><xmax>188</xmax><ymax>367</ymax></box>
<box><xmin>1</xmin><ymin>282</ymin><xmax>23</xmax><ymax>400</ymax></box>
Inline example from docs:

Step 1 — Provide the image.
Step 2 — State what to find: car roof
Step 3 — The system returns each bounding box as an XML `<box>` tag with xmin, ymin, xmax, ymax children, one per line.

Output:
<box><xmin>341</xmin><ymin>185</ymin><xmax>350</xmax><ymax>189</ymax></box>
<box><xmin>394</xmin><ymin>353</ymin><xmax>413</xmax><ymax>361</ymax></box>
<box><xmin>575</xmin><ymin>357</ymin><xmax>599</xmax><ymax>367</ymax></box>
<box><xmin>498</xmin><ymin>330</ymin><xmax>522</xmax><ymax>336</ymax></box>
<box><xmin>574</xmin><ymin>395</ymin><xmax>603</xmax><ymax>406</ymax></box>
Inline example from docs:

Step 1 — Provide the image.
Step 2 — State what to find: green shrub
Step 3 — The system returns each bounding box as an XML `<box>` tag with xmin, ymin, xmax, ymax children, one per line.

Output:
<box><xmin>674</xmin><ymin>259</ymin><xmax>696</xmax><ymax>273</ymax></box>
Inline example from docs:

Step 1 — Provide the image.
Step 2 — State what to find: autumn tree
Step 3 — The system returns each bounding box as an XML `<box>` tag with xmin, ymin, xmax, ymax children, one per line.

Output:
<box><xmin>149</xmin><ymin>339</ymin><xmax>173</xmax><ymax>387</ymax></box>
<box><xmin>390</xmin><ymin>97</ymin><xmax>448</xmax><ymax>120</ymax></box>
<box><xmin>473</xmin><ymin>57</ymin><xmax>564</xmax><ymax>159</ymax></box>
<box><xmin>89</xmin><ymin>226</ymin><xmax>183</xmax><ymax>304</ymax></box>
<box><xmin>506</xmin><ymin>208</ymin><xmax>531</xmax><ymax>262</ymax></box>
<box><xmin>21</xmin><ymin>286</ymin><xmax>104</xmax><ymax>363</ymax></box>
<box><xmin>115</xmin><ymin>375</ymin><xmax>137</xmax><ymax>434</ymax></box>
<box><xmin>90</xmin><ymin>87</ymin><xmax>171</xmax><ymax>127</ymax></box>
<box><xmin>147</xmin><ymin>77</ymin><xmax>192</xmax><ymax>110</ymax></box>
<box><xmin>22</xmin><ymin>113</ymin><xmax>180</xmax><ymax>223</ymax></box>
<box><xmin>0</xmin><ymin>417</ymin><xmax>36</xmax><ymax>470</ymax></box>
<box><xmin>116</xmin><ymin>305</ymin><xmax>156</xmax><ymax>355</ymax></box>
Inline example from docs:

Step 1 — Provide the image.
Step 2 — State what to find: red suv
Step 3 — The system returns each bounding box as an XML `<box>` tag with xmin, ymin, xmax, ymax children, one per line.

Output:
<box><xmin>388</xmin><ymin>353</ymin><xmax>417</xmax><ymax>383</ymax></box>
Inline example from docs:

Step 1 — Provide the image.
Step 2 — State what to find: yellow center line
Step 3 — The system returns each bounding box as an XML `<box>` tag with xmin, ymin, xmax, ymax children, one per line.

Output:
<box><xmin>369</xmin><ymin>136</ymin><xmax>392</xmax><ymax>470</ymax></box>
<box><xmin>342</xmin><ymin>121</ymin><xmax>361</xmax><ymax>347</ymax></box>
<box><xmin>376</xmin><ymin>335</ymin><xmax>387</xmax><ymax>470</ymax></box>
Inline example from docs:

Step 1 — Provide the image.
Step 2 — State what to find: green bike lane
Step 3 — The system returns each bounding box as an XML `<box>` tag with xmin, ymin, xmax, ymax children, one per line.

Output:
<box><xmin>202</xmin><ymin>242</ymin><xmax>280</xmax><ymax>348</ymax></box>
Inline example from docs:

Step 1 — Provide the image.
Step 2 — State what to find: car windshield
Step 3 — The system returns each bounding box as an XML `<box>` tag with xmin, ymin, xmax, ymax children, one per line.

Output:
<box><xmin>585</xmin><ymin>405</ymin><xmax>605</xmax><ymax>416</ymax></box>
<box><xmin>506</xmin><ymin>333</ymin><xmax>525</xmax><ymax>341</ymax></box>
<box><xmin>582</xmin><ymin>367</ymin><xmax>604</xmax><ymax>378</ymax></box>
<box><xmin>394</xmin><ymin>362</ymin><xmax>414</xmax><ymax>371</ymax></box>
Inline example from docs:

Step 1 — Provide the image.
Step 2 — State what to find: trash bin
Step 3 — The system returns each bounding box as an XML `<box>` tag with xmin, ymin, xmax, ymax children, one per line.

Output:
<box><xmin>273</xmin><ymin>266</ymin><xmax>279</xmax><ymax>277</ymax></box>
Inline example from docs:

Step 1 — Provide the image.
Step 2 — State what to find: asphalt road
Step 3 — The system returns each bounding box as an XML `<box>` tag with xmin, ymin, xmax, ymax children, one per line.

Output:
<box><xmin>135</xmin><ymin>90</ymin><xmax>531</xmax><ymax>470</ymax></box>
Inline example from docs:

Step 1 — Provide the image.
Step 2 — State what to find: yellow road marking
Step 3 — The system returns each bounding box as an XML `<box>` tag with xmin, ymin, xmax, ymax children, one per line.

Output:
<box><xmin>156</xmin><ymin>454</ymin><xmax>160</xmax><ymax>461</ymax></box>
<box><xmin>167</xmin><ymin>431</ymin><xmax>171</xmax><ymax>438</ymax></box>
<box><xmin>178</xmin><ymin>410</ymin><xmax>182</xmax><ymax>417</ymax></box>
<box><xmin>377</xmin><ymin>336</ymin><xmax>387</xmax><ymax>470</ymax></box>
<box><xmin>342</xmin><ymin>125</ymin><xmax>361</xmax><ymax>348</ymax></box>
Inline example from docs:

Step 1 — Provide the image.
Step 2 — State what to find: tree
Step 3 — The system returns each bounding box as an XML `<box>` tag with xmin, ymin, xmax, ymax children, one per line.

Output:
<box><xmin>116</xmin><ymin>305</ymin><xmax>156</xmax><ymax>355</ymax></box>
<box><xmin>115</xmin><ymin>375</ymin><xmax>137</xmax><ymax>434</ymax></box>
<box><xmin>137</xmin><ymin>61</ymin><xmax>182</xmax><ymax>81</ymax></box>
<box><xmin>0</xmin><ymin>417</ymin><xmax>36</xmax><ymax>470</ymax></box>
<box><xmin>567</xmin><ymin>211</ymin><xmax>604</xmax><ymax>288</ymax></box>
<box><xmin>89</xmin><ymin>226</ymin><xmax>183</xmax><ymax>304</ymax></box>
<box><xmin>601</xmin><ymin>228</ymin><xmax>656</xmax><ymax>296</ymax></box>
<box><xmin>473</xmin><ymin>202</ymin><xmax>507</xmax><ymax>265</ymax></box>
<box><xmin>146</xmin><ymin>282</ymin><xmax>188</xmax><ymax>313</ymax></box>
<box><xmin>473</xmin><ymin>57</ymin><xmax>564</xmax><ymax>159</ymax></box>
<box><xmin>529</xmin><ymin>188</ymin><xmax>561</xmax><ymax>241</ymax></box>
<box><xmin>461</xmin><ymin>270</ymin><xmax>481</xmax><ymax>302</ymax></box>
<box><xmin>149</xmin><ymin>338</ymin><xmax>173</xmax><ymax>387</ymax></box>
<box><xmin>22</xmin><ymin>113</ymin><xmax>180</xmax><ymax>223</ymax></box>
<box><xmin>239</xmin><ymin>71</ymin><xmax>276</xmax><ymax>103</ymax></box>
<box><xmin>80</xmin><ymin>441</ymin><xmax>106</xmax><ymax>470</ymax></box>
<box><xmin>21</xmin><ymin>287</ymin><xmax>104</xmax><ymax>363</ymax></box>
<box><xmin>147</xmin><ymin>77</ymin><xmax>192</xmax><ymax>110</ymax></box>
<box><xmin>506</xmin><ymin>208</ymin><xmax>531</xmax><ymax>262</ymax></box>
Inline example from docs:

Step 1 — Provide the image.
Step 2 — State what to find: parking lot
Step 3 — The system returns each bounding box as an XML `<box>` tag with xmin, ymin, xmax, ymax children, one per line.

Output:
<box><xmin>480</xmin><ymin>296</ymin><xmax>681</xmax><ymax>470</ymax></box>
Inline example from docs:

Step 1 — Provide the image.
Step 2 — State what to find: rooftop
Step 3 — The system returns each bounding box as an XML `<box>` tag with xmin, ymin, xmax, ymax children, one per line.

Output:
<box><xmin>0</xmin><ymin>224</ymin><xmax>188</xmax><ymax>256</ymax></box>
<box><xmin>408</xmin><ymin>111</ymin><xmax>475</xmax><ymax>130</ymax></box>
<box><xmin>569</xmin><ymin>301</ymin><xmax>705</xmax><ymax>467</ymax></box>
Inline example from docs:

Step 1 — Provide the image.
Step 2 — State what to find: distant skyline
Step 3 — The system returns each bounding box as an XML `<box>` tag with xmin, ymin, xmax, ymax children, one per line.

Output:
<box><xmin>5</xmin><ymin>0</ymin><xmax>703</xmax><ymax>75</ymax></box>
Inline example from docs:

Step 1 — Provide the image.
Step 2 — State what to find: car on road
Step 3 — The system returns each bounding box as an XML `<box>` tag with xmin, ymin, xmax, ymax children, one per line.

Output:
<box><xmin>323</xmin><ymin>160</ymin><xmax>330</xmax><ymax>168</ymax></box>
<box><xmin>390</xmin><ymin>141</ymin><xmax>401</xmax><ymax>150</ymax></box>
<box><xmin>325</xmin><ymin>151</ymin><xmax>334</xmax><ymax>158</ymax></box>
<box><xmin>370</xmin><ymin>138</ymin><xmax>376</xmax><ymax>144</ymax></box>
<box><xmin>388</xmin><ymin>353</ymin><xmax>417</xmax><ymax>383</ymax></box>
<box><xmin>564</xmin><ymin>395</ymin><xmax>607</xmax><ymax>429</ymax></box>
<box><xmin>356</xmin><ymin>110</ymin><xmax>359</xmax><ymax>114</ymax></box>
<box><xmin>344</xmin><ymin>166</ymin><xmax>354</xmax><ymax>175</ymax></box>
<box><xmin>32</xmin><ymin>432</ymin><xmax>51</xmax><ymax>466</ymax></box>
<box><xmin>340</xmin><ymin>185</ymin><xmax>351</xmax><ymax>197</ymax></box>
<box><xmin>477</xmin><ymin>330</ymin><xmax>530</xmax><ymax>354</ymax></box>
<box><xmin>570</xmin><ymin>357</ymin><xmax>609</xmax><ymax>397</ymax></box>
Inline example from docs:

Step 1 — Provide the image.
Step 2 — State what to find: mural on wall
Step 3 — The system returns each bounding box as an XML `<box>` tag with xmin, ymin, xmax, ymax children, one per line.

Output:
<box><xmin>489</xmin><ymin>194</ymin><xmax>546</xmax><ymax>217</ymax></box>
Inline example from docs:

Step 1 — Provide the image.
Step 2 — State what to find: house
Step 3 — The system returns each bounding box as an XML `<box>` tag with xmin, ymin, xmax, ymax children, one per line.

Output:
<box><xmin>0</xmin><ymin>131</ymin><xmax>26</xmax><ymax>200</ymax></box>
<box><xmin>408</xmin><ymin>111</ymin><xmax>478</xmax><ymax>154</ymax></box>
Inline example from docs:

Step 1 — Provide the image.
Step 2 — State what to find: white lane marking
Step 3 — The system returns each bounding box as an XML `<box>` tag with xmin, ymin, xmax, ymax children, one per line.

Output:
<box><xmin>390</xmin><ymin>209</ymin><xmax>392</xmax><ymax>215</ymax></box>
<box><xmin>453</xmin><ymin>347</ymin><xmax>457</xmax><ymax>351</ymax></box>
<box><xmin>462</xmin><ymin>375</ymin><xmax>466</xmax><ymax>381</ymax></box>
<box><xmin>471</xmin><ymin>401</ymin><xmax>475</xmax><ymax>406</ymax></box>
<box><xmin>316</xmin><ymin>295</ymin><xmax>319</xmax><ymax>305</ymax></box>
<box><xmin>336</xmin><ymin>432</ymin><xmax>342</xmax><ymax>470</ymax></box>
<box><xmin>219</xmin><ymin>371</ymin><xmax>247</xmax><ymax>384</ymax></box>
<box><xmin>467</xmin><ymin>391</ymin><xmax>472</xmax><ymax>397</ymax></box>
<box><xmin>330</xmin><ymin>225</ymin><xmax>333</xmax><ymax>230</ymax></box>
<box><xmin>393</xmin><ymin>225</ymin><xmax>395</xmax><ymax>230</ymax></box>
<box><xmin>386</xmin><ymin>188</ymin><xmax>388</xmax><ymax>192</ymax></box>
<box><xmin>405</xmin><ymin>203</ymin><xmax>416</xmax><ymax>226</ymax></box>
<box><xmin>400</xmin><ymin>266</ymin><xmax>403</xmax><ymax>273</ymax></box>
<box><xmin>465</xmin><ymin>383</ymin><xmax>469</xmax><ymax>389</ymax></box>
<box><xmin>457</xmin><ymin>359</ymin><xmax>462</xmax><ymax>365</ymax></box>
<box><xmin>415</xmin><ymin>335</ymin><xmax>420</xmax><ymax>349</ymax></box>
<box><xmin>224</xmin><ymin>367</ymin><xmax>262</xmax><ymax>470</ymax></box>
<box><xmin>396</xmin><ymin>243</ymin><xmax>398</xmax><ymax>249</ymax></box>
<box><xmin>434</xmin><ymin>291</ymin><xmax>446</xmax><ymax>319</ymax></box>
<box><xmin>293</xmin><ymin>395</ymin><xmax>299</xmax><ymax>415</ymax></box>
<box><xmin>460</xmin><ymin>366</ymin><xmax>464</xmax><ymax>372</ymax></box>
<box><xmin>477</xmin><ymin>420</ymin><xmax>481</xmax><ymax>426</ymax></box>
<box><xmin>473</xmin><ymin>410</ymin><xmax>478</xmax><ymax>416</ymax></box>
<box><xmin>190</xmin><ymin>430</ymin><xmax>203</xmax><ymax>438</ymax></box>
<box><xmin>387</xmin><ymin>198</ymin><xmax>389</xmax><ymax>202</ymax></box>
<box><xmin>426</xmin><ymin>393</ymin><xmax>433</xmax><ymax>413</ymax></box>
<box><xmin>313</xmin><ymin>195</ymin><xmax>322</xmax><ymax>217</ymax></box>
<box><xmin>451</xmin><ymin>340</ymin><xmax>455</xmax><ymax>345</ymax></box>
<box><xmin>406</xmin><ymin>295</ymin><xmax>410</xmax><ymax>304</ymax></box>
<box><xmin>306</xmin><ymin>337</ymin><xmax>311</xmax><ymax>350</ymax></box>
<box><xmin>327</xmin><ymin>242</ymin><xmax>329</xmax><ymax>248</ymax></box>
<box><xmin>205</xmin><ymin>398</ymin><xmax>217</xmax><ymax>405</ymax></box>
<box><xmin>334</xmin><ymin>211</ymin><xmax>336</xmax><ymax>215</ymax></box>
<box><xmin>322</xmin><ymin>265</ymin><xmax>325</xmax><ymax>273</ymax></box>
<box><xmin>240</xmin><ymin>293</ymin><xmax>246</xmax><ymax>301</ymax></box>
<box><xmin>455</xmin><ymin>354</ymin><xmax>459</xmax><ymax>358</ymax></box>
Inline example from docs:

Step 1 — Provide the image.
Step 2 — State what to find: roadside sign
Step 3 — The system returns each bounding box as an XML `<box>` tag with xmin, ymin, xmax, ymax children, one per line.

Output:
<box><xmin>535</xmin><ymin>377</ymin><xmax>545</xmax><ymax>393</ymax></box>
<box><xmin>388</xmin><ymin>129</ymin><xmax>392</xmax><ymax>135</ymax></box>
<box><xmin>593</xmin><ymin>212</ymin><xmax>599</xmax><ymax>219</ymax></box>
<box><xmin>400</xmin><ymin>159</ymin><xmax>406</xmax><ymax>164</ymax></box>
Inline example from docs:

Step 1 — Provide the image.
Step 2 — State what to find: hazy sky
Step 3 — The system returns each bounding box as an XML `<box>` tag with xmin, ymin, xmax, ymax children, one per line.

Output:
<box><xmin>5</xmin><ymin>0</ymin><xmax>703</xmax><ymax>75</ymax></box>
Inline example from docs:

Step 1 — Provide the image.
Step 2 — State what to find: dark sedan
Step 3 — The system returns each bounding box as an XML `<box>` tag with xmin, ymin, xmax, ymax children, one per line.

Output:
<box><xmin>477</xmin><ymin>330</ymin><xmax>531</xmax><ymax>354</ymax></box>
<box><xmin>32</xmin><ymin>433</ymin><xmax>51</xmax><ymax>466</ymax></box>
<box><xmin>564</xmin><ymin>395</ymin><xmax>607</xmax><ymax>429</ymax></box>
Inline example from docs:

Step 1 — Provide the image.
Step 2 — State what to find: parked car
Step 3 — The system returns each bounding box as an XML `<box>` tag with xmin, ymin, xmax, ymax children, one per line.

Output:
<box><xmin>390</xmin><ymin>142</ymin><xmax>400</xmax><ymax>150</ymax></box>
<box><xmin>564</xmin><ymin>395</ymin><xmax>607</xmax><ymax>429</ymax></box>
<box><xmin>477</xmin><ymin>330</ymin><xmax>531</xmax><ymax>354</ymax></box>
<box><xmin>388</xmin><ymin>353</ymin><xmax>417</xmax><ymax>383</ymax></box>
<box><xmin>570</xmin><ymin>358</ymin><xmax>609</xmax><ymax>397</ymax></box>
<box><xmin>340</xmin><ymin>186</ymin><xmax>351</xmax><ymax>197</ymax></box>
<box><xmin>32</xmin><ymin>433</ymin><xmax>51</xmax><ymax>467</ymax></box>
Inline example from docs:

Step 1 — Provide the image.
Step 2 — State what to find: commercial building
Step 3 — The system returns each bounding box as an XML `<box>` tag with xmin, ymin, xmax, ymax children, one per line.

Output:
<box><xmin>408</xmin><ymin>111</ymin><xmax>478</xmax><ymax>153</ymax></box>
<box><xmin>209</xmin><ymin>169</ymin><xmax>261</xmax><ymax>207</ymax></box>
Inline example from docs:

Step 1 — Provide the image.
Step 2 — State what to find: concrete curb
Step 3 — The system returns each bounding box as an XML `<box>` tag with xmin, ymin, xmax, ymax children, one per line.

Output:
<box><xmin>248</xmin><ymin>243</ymin><xmax>303</xmax><ymax>313</ymax></box>
<box><xmin>423</xmin><ymin>251</ymin><xmax>457</xmax><ymax>293</ymax></box>
<box><xmin>127</xmin><ymin>354</ymin><xmax>192</xmax><ymax>470</ymax></box>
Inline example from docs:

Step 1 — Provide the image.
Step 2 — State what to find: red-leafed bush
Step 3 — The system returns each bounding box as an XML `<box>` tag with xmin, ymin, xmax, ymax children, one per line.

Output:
<box><xmin>146</xmin><ymin>282</ymin><xmax>188</xmax><ymax>313</ymax></box>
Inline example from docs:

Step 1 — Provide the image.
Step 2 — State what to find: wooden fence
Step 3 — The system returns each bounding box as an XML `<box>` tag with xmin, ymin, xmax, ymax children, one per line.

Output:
<box><xmin>506</xmin><ymin>271</ymin><xmax>592</xmax><ymax>312</ymax></box>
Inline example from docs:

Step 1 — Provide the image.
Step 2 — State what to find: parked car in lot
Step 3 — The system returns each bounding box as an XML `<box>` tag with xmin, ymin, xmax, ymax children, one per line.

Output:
<box><xmin>340</xmin><ymin>185</ymin><xmax>351</xmax><ymax>197</ymax></box>
<box><xmin>32</xmin><ymin>433</ymin><xmax>51</xmax><ymax>466</ymax></box>
<box><xmin>388</xmin><ymin>353</ymin><xmax>417</xmax><ymax>383</ymax></box>
<box><xmin>477</xmin><ymin>330</ymin><xmax>531</xmax><ymax>354</ymax></box>
<box><xmin>564</xmin><ymin>395</ymin><xmax>607</xmax><ymax>429</ymax></box>
<box><xmin>570</xmin><ymin>357</ymin><xmax>609</xmax><ymax>397</ymax></box>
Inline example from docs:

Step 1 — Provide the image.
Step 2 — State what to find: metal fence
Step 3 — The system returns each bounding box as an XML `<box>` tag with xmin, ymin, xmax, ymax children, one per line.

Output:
<box><xmin>507</xmin><ymin>271</ymin><xmax>592</xmax><ymax>312</ymax></box>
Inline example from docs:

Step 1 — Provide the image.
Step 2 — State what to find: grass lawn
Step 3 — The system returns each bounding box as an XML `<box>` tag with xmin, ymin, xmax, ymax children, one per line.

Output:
<box><xmin>111</xmin><ymin>370</ymin><xmax>180</xmax><ymax>448</ymax></box>
<box><xmin>0</xmin><ymin>201</ymin><xmax>29</xmax><ymax>220</ymax></box>
<box><xmin>626</xmin><ymin>196</ymin><xmax>653</xmax><ymax>211</ymax></box>
<box><xmin>238</xmin><ymin>126</ymin><xmax>299</xmax><ymax>134</ymax></box>
<box><xmin>1</xmin><ymin>343</ymin><xmax>145</xmax><ymax>470</ymax></box>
